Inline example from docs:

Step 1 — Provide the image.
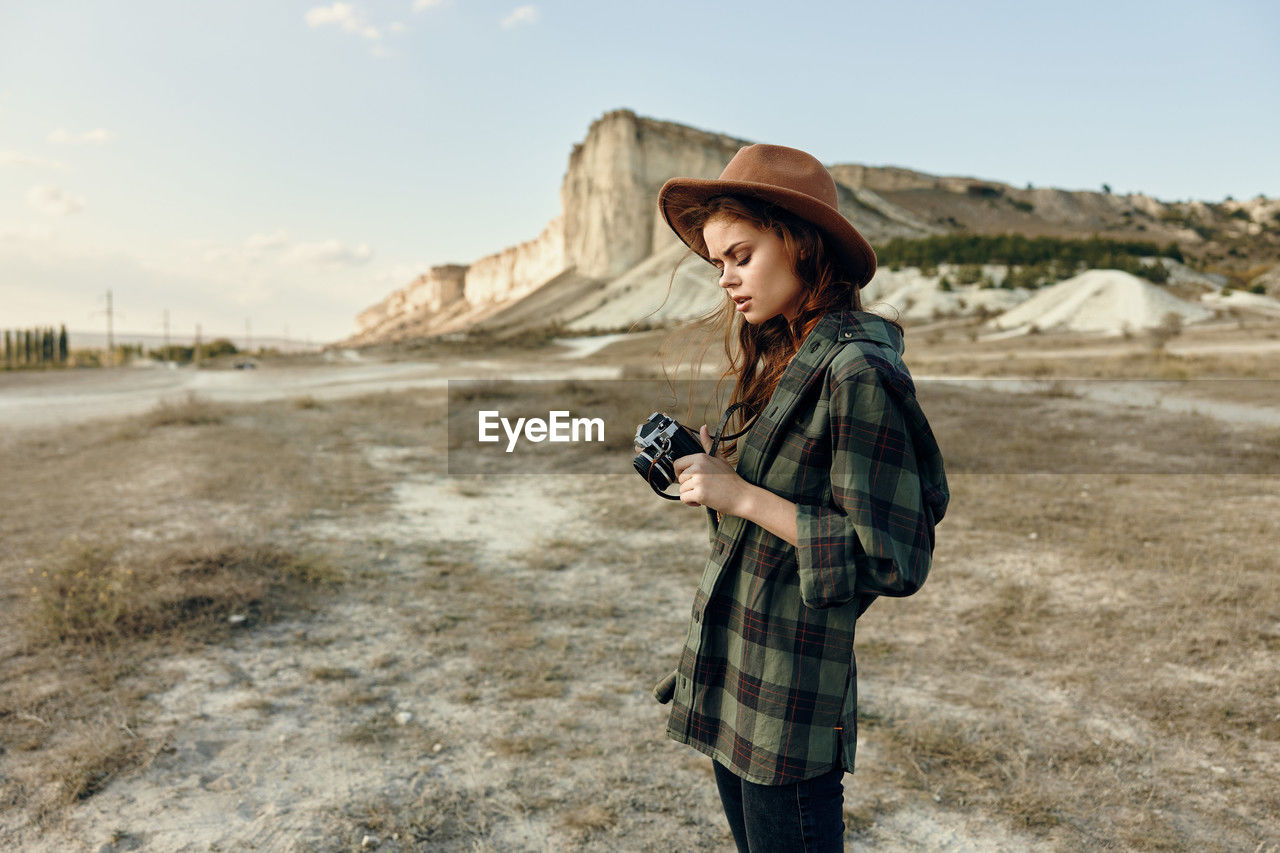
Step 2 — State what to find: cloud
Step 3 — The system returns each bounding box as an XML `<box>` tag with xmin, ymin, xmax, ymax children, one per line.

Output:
<box><xmin>26</xmin><ymin>186</ymin><xmax>86</xmax><ymax>216</ymax></box>
<box><xmin>0</xmin><ymin>224</ymin><xmax>55</xmax><ymax>243</ymax></box>
<box><xmin>244</xmin><ymin>230</ymin><xmax>290</xmax><ymax>254</ymax></box>
<box><xmin>305</xmin><ymin>3</ymin><xmax>381</xmax><ymax>40</ymax></box>
<box><xmin>283</xmin><ymin>239</ymin><xmax>373</xmax><ymax>266</ymax></box>
<box><xmin>0</xmin><ymin>151</ymin><xmax>68</xmax><ymax>170</ymax></box>
<box><xmin>413</xmin><ymin>0</ymin><xmax>446</xmax><ymax>10</ymax></box>
<box><xmin>500</xmin><ymin>5</ymin><xmax>539</xmax><ymax>28</ymax></box>
<box><xmin>47</xmin><ymin>128</ymin><xmax>116</xmax><ymax>145</ymax></box>
<box><xmin>200</xmin><ymin>233</ymin><xmax>373</xmax><ymax>268</ymax></box>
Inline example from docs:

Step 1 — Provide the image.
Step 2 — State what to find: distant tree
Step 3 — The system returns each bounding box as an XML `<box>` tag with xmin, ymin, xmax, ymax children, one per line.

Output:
<box><xmin>58</xmin><ymin>325</ymin><xmax>68</xmax><ymax>363</ymax></box>
<box><xmin>205</xmin><ymin>338</ymin><xmax>239</xmax><ymax>358</ymax></box>
<box><xmin>1147</xmin><ymin>311</ymin><xmax>1184</xmax><ymax>353</ymax></box>
<box><xmin>956</xmin><ymin>264</ymin><xmax>983</xmax><ymax>286</ymax></box>
<box><xmin>3</xmin><ymin>330</ymin><xmax>10</xmax><ymax>366</ymax></box>
<box><xmin>1138</xmin><ymin>261</ymin><xmax>1170</xmax><ymax>284</ymax></box>
<box><xmin>1102</xmin><ymin>183</ymin><xmax>1112</xmax><ymax>194</ymax></box>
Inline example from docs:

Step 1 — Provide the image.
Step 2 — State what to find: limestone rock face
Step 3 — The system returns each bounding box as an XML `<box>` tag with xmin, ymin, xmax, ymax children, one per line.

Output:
<box><xmin>347</xmin><ymin>108</ymin><xmax>1272</xmax><ymax>346</ymax></box>
<box><xmin>464</xmin><ymin>215</ymin><xmax>566</xmax><ymax>306</ymax></box>
<box><xmin>348</xmin><ymin>108</ymin><xmax>752</xmax><ymax>341</ymax></box>
<box><xmin>355</xmin><ymin>264</ymin><xmax>467</xmax><ymax>336</ymax></box>
<box><xmin>561</xmin><ymin>109</ymin><xmax>747</xmax><ymax>278</ymax></box>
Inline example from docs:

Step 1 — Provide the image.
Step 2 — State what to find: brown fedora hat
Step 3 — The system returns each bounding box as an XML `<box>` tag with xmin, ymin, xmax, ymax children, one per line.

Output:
<box><xmin>658</xmin><ymin>143</ymin><xmax>877</xmax><ymax>289</ymax></box>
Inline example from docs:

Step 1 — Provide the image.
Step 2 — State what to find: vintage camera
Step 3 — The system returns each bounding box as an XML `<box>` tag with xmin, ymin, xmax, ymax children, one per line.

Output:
<box><xmin>632</xmin><ymin>412</ymin><xmax>706</xmax><ymax>499</ymax></box>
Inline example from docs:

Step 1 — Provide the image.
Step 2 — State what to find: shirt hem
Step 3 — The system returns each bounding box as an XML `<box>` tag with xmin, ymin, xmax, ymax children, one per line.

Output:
<box><xmin>665</xmin><ymin>727</ymin><xmax>849</xmax><ymax>787</ymax></box>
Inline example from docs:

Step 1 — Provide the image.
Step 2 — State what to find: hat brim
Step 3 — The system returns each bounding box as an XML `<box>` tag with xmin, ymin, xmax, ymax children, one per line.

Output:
<box><xmin>658</xmin><ymin>177</ymin><xmax>877</xmax><ymax>289</ymax></box>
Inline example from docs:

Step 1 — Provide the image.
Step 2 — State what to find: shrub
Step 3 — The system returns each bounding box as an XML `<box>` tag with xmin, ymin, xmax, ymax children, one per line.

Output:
<box><xmin>29</xmin><ymin>538</ymin><xmax>341</xmax><ymax>647</ymax></box>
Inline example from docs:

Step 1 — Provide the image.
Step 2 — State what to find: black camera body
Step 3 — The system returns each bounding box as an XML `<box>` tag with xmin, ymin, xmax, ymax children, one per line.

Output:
<box><xmin>633</xmin><ymin>412</ymin><xmax>706</xmax><ymax>499</ymax></box>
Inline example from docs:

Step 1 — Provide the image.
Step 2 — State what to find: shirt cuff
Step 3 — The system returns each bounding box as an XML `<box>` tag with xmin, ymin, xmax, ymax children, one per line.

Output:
<box><xmin>794</xmin><ymin>502</ymin><xmax>860</xmax><ymax>609</ymax></box>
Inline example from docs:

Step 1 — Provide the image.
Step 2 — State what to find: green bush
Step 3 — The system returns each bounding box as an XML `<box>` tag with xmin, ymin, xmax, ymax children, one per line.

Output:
<box><xmin>873</xmin><ymin>233</ymin><xmax>1176</xmax><ymax>271</ymax></box>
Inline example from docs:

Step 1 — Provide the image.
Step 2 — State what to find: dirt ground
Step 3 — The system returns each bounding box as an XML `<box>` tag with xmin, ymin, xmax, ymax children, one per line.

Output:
<box><xmin>1</xmin><ymin>322</ymin><xmax>1278</xmax><ymax>851</ymax></box>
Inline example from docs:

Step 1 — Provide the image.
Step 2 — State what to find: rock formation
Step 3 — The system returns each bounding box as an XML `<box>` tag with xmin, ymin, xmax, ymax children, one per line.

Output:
<box><xmin>354</xmin><ymin>264</ymin><xmax>466</xmax><ymax>337</ymax></box>
<box><xmin>344</xmin><ymin>108</ymin><xmax>1278</xmax><ymax>346</ymax></box>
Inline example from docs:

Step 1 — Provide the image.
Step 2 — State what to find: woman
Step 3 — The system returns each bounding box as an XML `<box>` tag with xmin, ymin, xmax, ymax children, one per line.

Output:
<box><xmin>649</xmin><ymin>144</ymin><xmax>950</xmax><ymax>852</ymax></box>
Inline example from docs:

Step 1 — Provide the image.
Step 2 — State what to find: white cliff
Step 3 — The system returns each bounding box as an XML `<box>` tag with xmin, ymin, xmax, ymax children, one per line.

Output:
<box><xmin>354</xmin><ymin>264</ymin><xmax>467</xmax><ymax>337</ymax></box>
<box><xmin>463</xmin><ymin>215</ymin><xmax>566</xmax><ymax>307</ymax></box>
<box><xmin>347</xmin><ymin>108</ymin><xmax>1254</xmax><ymax>345</ymax></box>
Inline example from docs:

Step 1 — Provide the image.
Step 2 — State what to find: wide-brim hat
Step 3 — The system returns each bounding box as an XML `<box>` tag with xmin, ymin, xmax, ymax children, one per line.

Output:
<box><xmin>658</xmin><ymin>143</ymin><xmax>877</xmax><ymax>289</ymax></box>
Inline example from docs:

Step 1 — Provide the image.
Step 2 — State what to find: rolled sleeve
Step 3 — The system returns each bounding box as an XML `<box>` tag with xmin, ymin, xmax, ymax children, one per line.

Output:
<box><xmin>795</xmin><ymin>366</ymin><xmax>932</xmax><ymax>609</ymax></box>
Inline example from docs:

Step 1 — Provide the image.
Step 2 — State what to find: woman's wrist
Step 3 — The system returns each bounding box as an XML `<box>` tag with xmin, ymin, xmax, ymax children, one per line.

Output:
<box><xmin>734</xmin><ymin>483</ymin><xmax>800</xmax><ymax>547</ymax></box>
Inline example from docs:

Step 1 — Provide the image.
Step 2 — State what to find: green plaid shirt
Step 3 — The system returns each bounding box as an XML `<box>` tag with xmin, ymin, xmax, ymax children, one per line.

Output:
<box><xmin>653</xmin><ymin>309</ymin><xmax>950</xmax><ymax>785</ymax></box>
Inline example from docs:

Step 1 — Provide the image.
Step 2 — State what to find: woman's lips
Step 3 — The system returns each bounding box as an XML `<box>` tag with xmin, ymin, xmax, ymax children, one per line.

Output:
<box><xmin>734</xmin><ymin>297</ymin><xmax>751</xmax><ymax>312</ymax></box>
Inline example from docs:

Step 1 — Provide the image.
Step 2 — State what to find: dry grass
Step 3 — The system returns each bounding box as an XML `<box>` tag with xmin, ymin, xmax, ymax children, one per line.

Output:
<box><xmin>142</xmin><ymin>390</ymin><xmax>227</xmax><ymax>427</ymax></box>
<box><xmin>583</xmin><ymin>367</ymin><xmax>1280</xmax><ymax>849</ymax></box>
<box><xmin>0</xmin><ymin>392</ymin><xmax>383</xmax><ymax>829</ymax></box>
<box><xmin>559</xmin><ymin>804</ymin><xmax>617</xmax><ymax>832</ymax></box>
<box><xmin>26</xmin><ymin>537</ymin><xmax>340</xmax><ymax>646</ymax></box>
<box><xmin>5</xmin><ymin>347</ymin><xmax>1277</xmax><ymax>850</ymax></box>
<box><xmin>1</xmin><ymin>534</ymin><xmax>343</xmax><ymax>825</ymax></box>
<box><xmin>911</xmin><ymin>344</ymin><xmax>1280</xmax><ymax>381</ymax></box>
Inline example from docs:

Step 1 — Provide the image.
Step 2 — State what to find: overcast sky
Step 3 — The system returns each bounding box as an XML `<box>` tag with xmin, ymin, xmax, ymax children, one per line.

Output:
<box><xmin>2</xmin><ymin>0</ymin><xmax>1276</xmax><ymax>344</ymax></box>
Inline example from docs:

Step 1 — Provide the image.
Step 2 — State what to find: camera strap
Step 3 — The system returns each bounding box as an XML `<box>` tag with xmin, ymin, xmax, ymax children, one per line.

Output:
<box><xmin>706</xmin><ymin>402</ymin><xmax>751</xmax><ymax>532</ymax></box>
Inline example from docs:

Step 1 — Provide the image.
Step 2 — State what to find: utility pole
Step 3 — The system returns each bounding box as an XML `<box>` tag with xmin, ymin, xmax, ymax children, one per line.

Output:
<box><xmin>106</xmin><ymin>289</ymin><xmax>115</xmax><ymax>366</ymax></box>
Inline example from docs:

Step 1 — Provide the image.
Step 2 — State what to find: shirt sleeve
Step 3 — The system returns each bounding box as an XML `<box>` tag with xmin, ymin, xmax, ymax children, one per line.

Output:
<box><xmin>794</xmin><ymin>365</ymin><xmax>936</xmax><ymax>609</ymax></box>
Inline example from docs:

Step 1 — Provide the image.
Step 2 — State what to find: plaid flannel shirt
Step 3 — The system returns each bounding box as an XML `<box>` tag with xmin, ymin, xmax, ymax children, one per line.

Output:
<box><xmin>652</xmin><ymin>309</ymin><xmax>950</xmax><ymax>785</ymax></box>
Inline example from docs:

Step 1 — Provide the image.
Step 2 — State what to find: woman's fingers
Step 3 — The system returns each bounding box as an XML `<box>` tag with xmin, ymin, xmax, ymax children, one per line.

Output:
<box><xmin>672</xmin><ymin>453</ymin><xmax>703</xmax><ymax>477</ymax></box>
<box><xmin>699</xmin><ymin>424</ymin><xmax>713</xmax><ymax>454</ymax></box>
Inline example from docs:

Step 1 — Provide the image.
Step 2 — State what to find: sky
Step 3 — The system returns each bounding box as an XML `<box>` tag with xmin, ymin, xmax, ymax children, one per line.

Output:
<box><xmin>1</xmin><ymin>1</ymin><xmax>1277</xmax><ymax>345</ymax></box>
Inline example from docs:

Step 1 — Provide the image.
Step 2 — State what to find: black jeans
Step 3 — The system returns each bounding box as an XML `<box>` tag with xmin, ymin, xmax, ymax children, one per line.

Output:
<box><xmin>713</xmin><ymin>759</ymin><xmax>846</xmax><ymax>852</ymax></box>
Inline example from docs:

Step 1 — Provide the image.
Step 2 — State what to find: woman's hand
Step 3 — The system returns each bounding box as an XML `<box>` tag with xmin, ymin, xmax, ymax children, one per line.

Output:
<box><xmin>672</xmin><ymin>425</ymin><xmax>751</xmax><ymax>515</ymax></box>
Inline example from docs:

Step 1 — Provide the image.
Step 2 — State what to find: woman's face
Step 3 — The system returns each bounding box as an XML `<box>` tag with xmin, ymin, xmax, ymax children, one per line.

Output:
<box><xmin>703</xmin><ymin>214</ymin><xmax>806</xmax><ymax>325</ymax></box>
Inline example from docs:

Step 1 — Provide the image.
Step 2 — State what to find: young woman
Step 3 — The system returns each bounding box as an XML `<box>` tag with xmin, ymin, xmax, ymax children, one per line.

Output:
<box><xmin>649</xmin><ymin>144</ymin><xmax>950</xmax><ymax>852</ymax></box>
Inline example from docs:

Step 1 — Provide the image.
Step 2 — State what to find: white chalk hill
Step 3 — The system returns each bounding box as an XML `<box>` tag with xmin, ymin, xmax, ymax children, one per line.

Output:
<box><xmin>983</xmin><ymin>269</ymin><xmax>1215</xmax><ymax>336</ymax></box>
<box><xmin>1200</xmin><ymin>288</ymin><xmax>1280</xmax><ymax>317</ymax></box>
<box><xmin>565</xmin><ymin>242</ymin><xmax>722</xmax><ymax>331</ymax></box>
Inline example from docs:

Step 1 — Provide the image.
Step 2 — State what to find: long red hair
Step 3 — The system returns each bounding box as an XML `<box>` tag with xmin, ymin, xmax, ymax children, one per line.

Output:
<box><xmin>656</xmin><ymin>194</ymin><xmax>901</xmax><ymax>460</ymax></box>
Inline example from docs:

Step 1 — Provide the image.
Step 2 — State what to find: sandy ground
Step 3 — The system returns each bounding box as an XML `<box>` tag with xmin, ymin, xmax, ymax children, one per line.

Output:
<box><xmin>3</xmin><ymin>330</ymin><xmax>1278</xmax><ymax>851</ymax></box>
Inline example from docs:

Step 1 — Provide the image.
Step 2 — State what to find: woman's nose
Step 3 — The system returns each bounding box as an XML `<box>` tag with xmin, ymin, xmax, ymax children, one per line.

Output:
<box><xmin>719</xmin><ymin>265</ymin><xmax>740</xmax><ymax>286</ymax></box>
